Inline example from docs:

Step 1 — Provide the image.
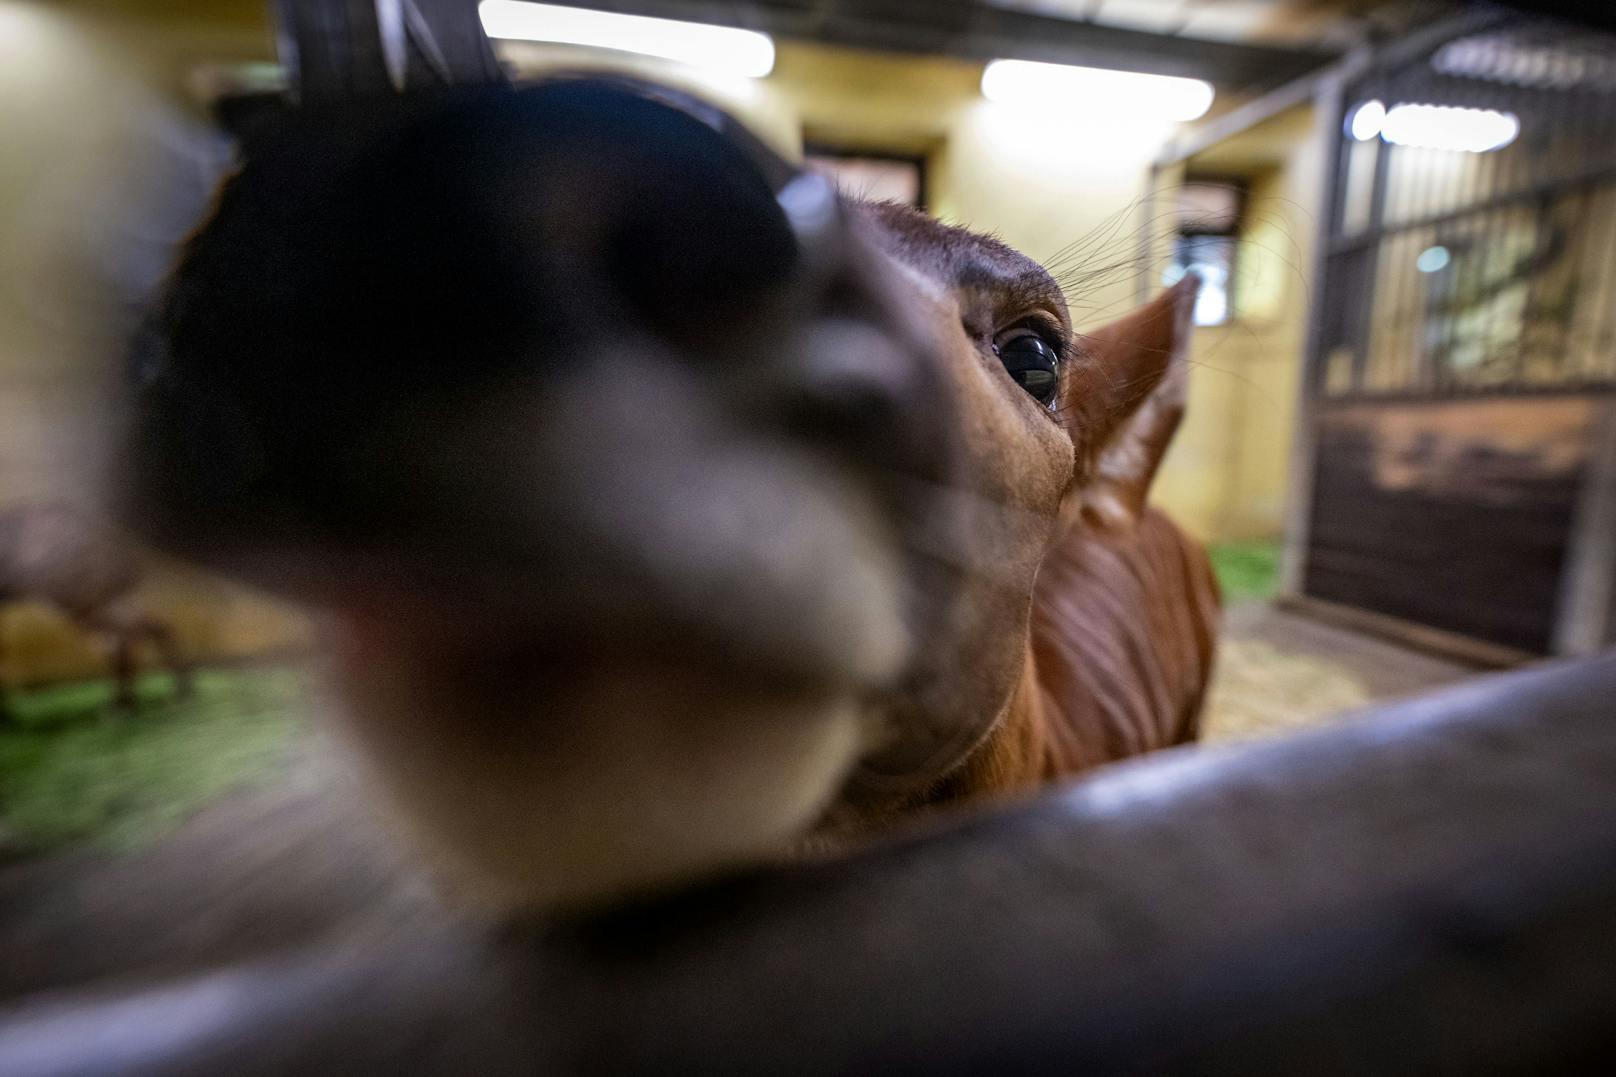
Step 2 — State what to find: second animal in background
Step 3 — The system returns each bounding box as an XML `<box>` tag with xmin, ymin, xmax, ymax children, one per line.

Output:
<box><xmin>0</xmin><ymin>503</ymin><xmax>192</xmax><ymax>720</ymax></box>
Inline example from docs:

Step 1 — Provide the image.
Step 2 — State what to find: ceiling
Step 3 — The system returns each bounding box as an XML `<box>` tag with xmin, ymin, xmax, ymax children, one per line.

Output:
<box><xmin>550</xmin><ymin>1</ymin><xmax>1459</xmax><ymax>91</ymax></box>
<box><xmin>985</xmin><ymin>0</ymin><xmax>1419</xmax><ymax>47</ymax></box>
<box><xmin>82</xmin><ymin>0</ymin><xmax>1462</xmax><ymax>98</ymax></box>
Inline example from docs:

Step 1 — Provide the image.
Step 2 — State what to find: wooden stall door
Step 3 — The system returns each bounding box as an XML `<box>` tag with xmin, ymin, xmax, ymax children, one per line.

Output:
<box><xmin>1304</xmin><ymin>396</ymin><xmax>1598</xmax><ymax>654</ymax></box>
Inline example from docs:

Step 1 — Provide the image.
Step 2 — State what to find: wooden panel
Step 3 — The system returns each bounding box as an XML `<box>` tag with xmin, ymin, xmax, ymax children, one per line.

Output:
<box><xmin>1303</xmin><ymin>396</ymin><xmax>1597</xmax><ymax>653</ymax></box>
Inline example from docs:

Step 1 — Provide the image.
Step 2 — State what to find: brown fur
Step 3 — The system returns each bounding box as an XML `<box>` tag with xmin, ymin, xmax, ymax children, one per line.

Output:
<box><xmin>940</xmin><ymin>509</ymin><xmax>1221</xmax><ymax>803</ymax></box>
<box><xmin>844</xmin><ymin>205</ymin><xmax>1218</xmax><ymax>818</ymax></box>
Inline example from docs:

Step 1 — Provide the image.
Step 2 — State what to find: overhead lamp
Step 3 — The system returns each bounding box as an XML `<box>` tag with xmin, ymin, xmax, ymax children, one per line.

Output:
<box><xmin>478</xmin><ymin>1</ymin><xmax>776</xmax><ymax>79</ymax></box>
<box><xmin>981</xmin><ymin>59</ymin><xmax>1215</xmax><ymax>123</ymax></box>
<box><xmin>1348</xmin><ymin>98</ymin><xmax>1519</xmax><ymax>154</ymax></box>
<box><xmin>1347</xmin><ymin>99</ymin><xmax>1386</xmax><ymax>141</ymax></box>
<box><xmin>1434</xmin><ymin>33</ymin><xmax>1616</xmax><ymax>92</ymax></box>
<box><xmin>1382</xmin><ymin>102</ymin><xmax>1518</xmax><ymax>153</ymax></box>
<box><xmin>1416</xmin><ymin>245</ymin><xmax>1451</xmax><ymax>273</ymax></box>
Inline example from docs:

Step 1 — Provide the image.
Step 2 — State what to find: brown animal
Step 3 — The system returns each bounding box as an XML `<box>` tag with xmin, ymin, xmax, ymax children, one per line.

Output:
<box><xmin>834</xmin><ymin>207</ymin><xmax>1219</xmax><ymax>819</ymax></box>
<box><xmin>125</xmin><ymin>79</ymin><xmax>1216</xmax><ymax>912</ymax></box>
<box><xmin>0</xmin><ymin>503</ymin><xmax>192</xmax><ymax>717</ymax></box>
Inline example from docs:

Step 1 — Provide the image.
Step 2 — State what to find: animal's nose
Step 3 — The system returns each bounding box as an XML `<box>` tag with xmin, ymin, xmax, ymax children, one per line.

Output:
<box><xmin>551</xmin><ymin>82</ymin><xmax>805</xmax><ymax>331</ymax></box>
<box><xmin>507</xmin><ymin>85</ymin><xmax>939</xmax><ymax>473</ymax></box>
<box><xmin>128</xmin><ymin>78</ymin><xmax>943</xmax><ymax>577</ymax></box>
<box><xmin>773</xmin><ymin>306</ymin><xmax>941</xmax><ymax>485</ymax></box>
<box><xmin>358</xmin><ymin>77</ymin><xmax>810</xmax><ymax>349</ymax></box>
<box><xmin>338</xmin><ymin>79</ymin><xmax>811</xmax><ymax>367</ymax></box>
<box><xmin>509</xmin><ymin>86</ymin><xmax>941</xmax><ymax>479</ymax></box>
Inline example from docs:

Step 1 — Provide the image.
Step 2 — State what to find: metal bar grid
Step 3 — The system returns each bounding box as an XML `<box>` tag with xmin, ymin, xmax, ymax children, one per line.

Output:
<box><xmin>1318</xmin><ymin>16</ymin><xmax>1616</xmax><ymax>402</ymax></box>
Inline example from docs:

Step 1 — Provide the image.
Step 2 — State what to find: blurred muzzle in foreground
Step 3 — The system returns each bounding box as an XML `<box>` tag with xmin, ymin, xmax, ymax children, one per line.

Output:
<box><xmin>121</xmin><ymin>77</ymin><xmax>981</xmax><ymax>908</ymax></box>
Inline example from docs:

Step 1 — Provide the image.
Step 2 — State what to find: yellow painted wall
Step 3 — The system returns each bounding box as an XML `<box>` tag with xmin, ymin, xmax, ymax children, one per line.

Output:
<box><xmin>1153</xmin><ymin>104</ymin><xmax>1323</xmax><ymax>542</ymax></box>
<box><xmin>0</xmin><ymin>3</ymin><xmax>248</xmax><ymax>503</ymax></box>
<box><xmin>0</xmin><ymin>1</ymin><xmax>304</xmax><ymax>687</ymax></box>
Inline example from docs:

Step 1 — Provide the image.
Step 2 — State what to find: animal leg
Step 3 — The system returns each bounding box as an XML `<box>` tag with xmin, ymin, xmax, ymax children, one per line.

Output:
<box><xmin>141</xmin><ymin>617</ymin><xmax>193</xmax><ymax>700</ymax></box>
<box><xmin>84</xmin><ymin>601</ymin><xmax>164</xmax><ymax>714</ymax></box>
<box><xmin>108</xmin><ymin>630</ymin><xmax>140</xmax><ymax>714</ymax></box>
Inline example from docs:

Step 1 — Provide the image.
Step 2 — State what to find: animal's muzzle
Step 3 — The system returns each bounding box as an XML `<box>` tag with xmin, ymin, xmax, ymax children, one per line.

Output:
<box><xmin>126</xmin><ymin>80</ymin><xmax>816</xmax><ymax>567</ymax></box>
<box><xmin>122</xmin><ymin>78</ymin><xmax>944</xmax><ymax>691</ymax></box>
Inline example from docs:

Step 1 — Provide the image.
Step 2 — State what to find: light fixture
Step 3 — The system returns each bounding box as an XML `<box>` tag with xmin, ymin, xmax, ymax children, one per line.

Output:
<box><xmin>980</xmin><ymin>59</ymin><xmax>1214</xmax><ymax>123</ymax></box>
<box><xmin>1348</xmin><ymin>99</ymin><xmax>1386</xmax><ymax>141</ymax></box>
<box><xmin>478</xmin><ymin>1</ymin><xmax>775</xmax><ymax>78</ymax></box>
<box><xmin>1434</xmin><ymin>33</ymin><xmax>1616</xmax><ymax>92</ymax></box>
<box><xmin>1416</xmin><ymin>245</ymin><xmax>1451</xmax><ymax>273</ymax></box>
<box><xmin>1347</xmin><ymin>99</ymin><xmax>1519</xmax><ymax>153</ymax></box>
<box><xmin>1353</xmin><ymin>101</ymin><xmax>1520</xmax><ymax>154</ymax></box>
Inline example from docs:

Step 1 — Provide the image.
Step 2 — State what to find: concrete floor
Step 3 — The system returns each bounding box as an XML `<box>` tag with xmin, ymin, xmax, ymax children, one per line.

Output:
<box><xmin>1203</xmin><ymin>602</ymin><xmax>1480</xmax><ymax>744</ymax></box>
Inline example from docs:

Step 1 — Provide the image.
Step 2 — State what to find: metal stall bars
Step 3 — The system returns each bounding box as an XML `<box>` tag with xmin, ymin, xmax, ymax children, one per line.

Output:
<box><xmin>273</xmin><ymin>0</ymin><xmax>503</xmax><ymax>101</ymax></box>
<box><xmin>1287</xmin><ymin>12</ymin><xmax>1616</xmax><ymax>661</ymax></box>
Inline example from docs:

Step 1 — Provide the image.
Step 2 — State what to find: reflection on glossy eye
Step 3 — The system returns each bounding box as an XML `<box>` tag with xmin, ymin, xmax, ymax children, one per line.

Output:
<box><xmin>996</xmin><ymin>335</ymin><xmax>1060</xmax><ymax>407</ymax></box>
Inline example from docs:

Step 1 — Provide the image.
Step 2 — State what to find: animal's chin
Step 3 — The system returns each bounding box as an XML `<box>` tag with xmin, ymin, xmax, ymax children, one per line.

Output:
<box><xmin>316</xmin><ymin>607</ymin><xmax>885</xmax><ymax>912</ymax></box>
<box><xmin>310</xmin><ymin>522</ymin><xmax>910</xmax><ymax>696</ymax></box>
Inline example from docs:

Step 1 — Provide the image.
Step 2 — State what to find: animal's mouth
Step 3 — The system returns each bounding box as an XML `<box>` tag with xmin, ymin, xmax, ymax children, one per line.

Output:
<box><xmin>133</xmin><ymin>328</ymin><xmax>923</xmax><ymax>700</ymax></box>
<box><xmin>315</xmin><ymin>545</ymin><xmax>899</xmax><ymax>703</ymax></box>
<box><xmin>256</xmin><ymin>404</ymin><xmax>918</xmax><ymax>709</ymax></box>
<box><xmin>238</xmin><ymin>385</ymin><xmax>927</xmax><ymax>911</ymax></box>
<box><xmin>308</xmin><ymin>532</ymin><xmax>898</xmax><ymax>911</ymax></box>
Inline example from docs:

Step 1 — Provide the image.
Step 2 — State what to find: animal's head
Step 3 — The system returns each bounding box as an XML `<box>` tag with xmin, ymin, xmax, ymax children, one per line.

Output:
<box><xmin>127</xmin><ymin>79</ymin><xmax>1196</xmax><ymax>910</ymax></box>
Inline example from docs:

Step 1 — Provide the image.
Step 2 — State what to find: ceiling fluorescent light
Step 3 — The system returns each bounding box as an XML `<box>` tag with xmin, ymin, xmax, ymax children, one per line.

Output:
<box><xmin>1380</xmin><ymin>103</ymin><xmax>1519</xmax><ymax>153</ymax></box>
<box><xmin>478</xmin><ymin>1</ymin><xmax>775</xmax><ymax>78</ymax></box>
<box><xmin>1348</xmin><ymin>99</ymin><xmax>1386</xmax><ymax>141</ymax></box>
<box><xmin>981</xmin><ymin>59</ymin><xmax>1214</xmax><ymax>123</ymax></box>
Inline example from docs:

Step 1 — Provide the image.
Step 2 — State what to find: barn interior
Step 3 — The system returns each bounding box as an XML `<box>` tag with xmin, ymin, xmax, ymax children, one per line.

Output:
<box><xmin>4</xmin><ymin>0</ymin><xmax>1611</xmax><ymax>841</ymax></box>
<box><xmin>0</xmin><ymin>2</ymin><xmax>1614</xmax><ymax>1068</ymax></box>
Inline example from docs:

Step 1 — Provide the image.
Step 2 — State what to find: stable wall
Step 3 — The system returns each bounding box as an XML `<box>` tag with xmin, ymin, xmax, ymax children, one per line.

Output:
<box><xmin>0</xmin><ymin>1</ymin><xmax>305</xmax><ymax>686</ymax></box>
<box><xmin>1153</xmin><ymin>103</ymin><xmax>1323</xmax><ymax>542</ymax></box>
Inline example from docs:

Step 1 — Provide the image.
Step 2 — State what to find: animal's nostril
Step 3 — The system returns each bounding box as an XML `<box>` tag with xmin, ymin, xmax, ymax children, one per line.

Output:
<box><xmin>780</xmin><ymin>321</ymin><xmax>921</xmax><ymax>471</ymax></box>
<box><xmin>606</xmin><ymin>194</ymin><xmax>797</xmax><ymax>330</ymax></box>
<box><xmin>784</xmin><ymin>374</ymin><xmax>898</xmax><ymax>443</ymax></box>
<box><xmin>574</xmin><ymin>97</ymin><xmax>799</xmax><ymax>330</ymax></box>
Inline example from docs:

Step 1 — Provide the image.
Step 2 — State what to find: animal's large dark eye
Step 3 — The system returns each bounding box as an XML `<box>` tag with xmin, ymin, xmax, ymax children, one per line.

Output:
<box><xmin>995</xmin><ymin>334</ymin><xmax>1061</xmax><ymax>407</ymax></box>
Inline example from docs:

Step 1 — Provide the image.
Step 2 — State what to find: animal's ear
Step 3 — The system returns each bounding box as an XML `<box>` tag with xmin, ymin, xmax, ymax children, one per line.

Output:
<box><xmin>1062</xmin><ymin>274</ymin><xmax>1199</xmax><ymax>528</ymax></box>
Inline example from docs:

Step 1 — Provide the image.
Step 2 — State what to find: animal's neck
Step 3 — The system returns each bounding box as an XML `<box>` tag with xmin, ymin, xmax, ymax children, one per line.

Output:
<box><xmin>925</xmin><ymin>651</ymin><xmax>1049</xmax><ymax>805</ymax></box>
<box><xmin>935</xmin><ymin>508</ymin><xmax>1221</xmax><ymax>807</ymax></box>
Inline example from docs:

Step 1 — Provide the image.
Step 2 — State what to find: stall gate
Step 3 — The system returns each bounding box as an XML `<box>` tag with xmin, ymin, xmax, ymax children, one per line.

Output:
<box><xmin>1296</xmin><ymin>14</ymin><xmax>1616</xmax><ymax>657</ymax></box>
